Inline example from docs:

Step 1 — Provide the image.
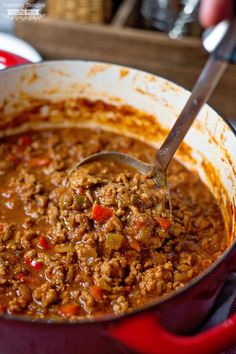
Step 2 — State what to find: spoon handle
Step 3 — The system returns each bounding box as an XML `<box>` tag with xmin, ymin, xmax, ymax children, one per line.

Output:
<box><xmin>156</xmin><ymin>19</ymin><xmax>236</xmax><ymax>171</ymax></box>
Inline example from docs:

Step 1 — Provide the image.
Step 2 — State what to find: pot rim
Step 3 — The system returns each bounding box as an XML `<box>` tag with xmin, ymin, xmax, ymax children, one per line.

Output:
<box><xmin>0</xmin><ymin>59</ymin><xmax>235</xmax><ymax>326</ymax></box>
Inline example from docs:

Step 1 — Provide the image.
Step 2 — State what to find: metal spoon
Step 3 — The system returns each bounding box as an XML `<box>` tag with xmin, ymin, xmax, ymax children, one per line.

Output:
<box><xmin>67</xmin><ymin>19</ymin><xmax>236</xmax><ymax>207</ymax></box>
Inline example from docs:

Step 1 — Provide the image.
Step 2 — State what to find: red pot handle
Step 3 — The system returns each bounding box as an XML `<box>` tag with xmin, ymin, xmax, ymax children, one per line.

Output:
<box><xmin>0</xmin><ymin>50</ymin><xmax>30</xmax><ymax>69</ymax></box>
<box><xmin>108</xmin><ymin>311</ymin><xmax>236</xmax><ymax>354</ymax></box>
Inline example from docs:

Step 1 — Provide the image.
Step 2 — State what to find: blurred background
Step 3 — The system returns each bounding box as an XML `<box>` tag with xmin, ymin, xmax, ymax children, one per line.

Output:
<box><xmin>0</xmin><ymin>0</ymin><xmax>202</xmax><ymax>36</ymax></box>
<box><xmin>0</xmin><ymin>0</ymin><xmax>235</xmax><ymax>125</ymax></box>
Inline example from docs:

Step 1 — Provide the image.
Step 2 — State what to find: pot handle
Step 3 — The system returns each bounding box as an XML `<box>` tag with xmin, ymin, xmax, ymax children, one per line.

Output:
<box><xmin>0</xmin><ymin>50</ymin><xmax>30</xmax><ymax>69</ymax></box>
<box><xmin>108</xmin><ymin>311</ymin><xmax>236</xmax><ymax>354</ymax></box>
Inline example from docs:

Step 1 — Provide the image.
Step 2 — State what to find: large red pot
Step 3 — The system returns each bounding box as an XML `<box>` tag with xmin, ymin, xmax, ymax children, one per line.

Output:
<box><xmin>0</xmin><ymin>50</ymin><xmax>236</xmax><ymax>354</ymax></box>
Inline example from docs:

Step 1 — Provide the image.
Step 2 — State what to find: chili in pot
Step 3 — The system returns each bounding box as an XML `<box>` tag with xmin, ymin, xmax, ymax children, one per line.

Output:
<box><xmin>0</xmin><ymin>53</ymin><xmax>236</xmax><ymax>354</ymax></box>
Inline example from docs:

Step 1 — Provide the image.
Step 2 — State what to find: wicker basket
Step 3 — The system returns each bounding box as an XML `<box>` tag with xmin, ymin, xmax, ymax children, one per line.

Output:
<box><xmin>46</xmin><ymin>0</ymin><xmax>113</xmax><ymax>23</ymax></box>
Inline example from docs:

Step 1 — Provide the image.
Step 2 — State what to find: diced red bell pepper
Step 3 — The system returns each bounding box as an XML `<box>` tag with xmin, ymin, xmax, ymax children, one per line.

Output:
<box><xmin>28</xmin><ymin>158</ymin><xmax>50</xmax><ymax>167</ymax></box>
<box><xmin>15</xmin><ymin>272</ymin><xmax>26</xmax><ymax>283</ymax></box>
<box><xmin>91</xmin><ymin>285</ymin><xmax>103</xmax><ymax>301</ymax></box>
<box><xmin>59</xmin><ymin>303</ymin><xmax>79</xmax><ymax>316</ymax></box>
<box><xmin>156</xmin><ymin>216</ymin><xmax>171</xmax><ymax>230</ymax></box>
<box><xmin>129</xmin><ymin>240</ymin><xmax>141</xmax><ymax>252</ymax></box>
<box><xmin>31</xmin><ymin>259</ymin><xmax>43</xmax><ymax>269</ymax></box>
<box><xmin>25</xmin><ymin>257</ymin><xmax>43</xmax><ymax>270</ymax></box>
<box><xmin>18</xmin><ymin>135</ymin><xmax>32</xmax><ymax>147</ymax></box>
<box><xmin>92</xmin><ymin>204</ymin><xmax>113</xmax><ymax>223</ymax></box>
<box><xmin>78</xmin><ymin>187</ymin><xmax>85</xmax><ymax>195</ymax></box>
<box><xmin>134</xmin><ymin>220</ymin><xmax>145</xmax><ymax>231</ymax></box>
<box><xmin>38</xmin><ymin>235</ymin><xmax>49</xmax><ymax>250</ymax></box>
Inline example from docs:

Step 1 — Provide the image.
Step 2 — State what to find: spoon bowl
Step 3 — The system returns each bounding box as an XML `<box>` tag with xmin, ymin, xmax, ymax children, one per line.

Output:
<box><xmin>65</xmin><ymin>150</ymin><xmax>172</xmax><ymax>214</ymax></box>
<box><xmin>67</xmin><ymin>151</ymin><xmax>166</xmax><ymax>188</ymax></box>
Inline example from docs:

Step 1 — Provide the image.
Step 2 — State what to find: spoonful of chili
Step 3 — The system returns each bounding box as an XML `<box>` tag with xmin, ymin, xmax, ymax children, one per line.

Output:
<box><xmin>66</xmin><ymin>19</ymin><xmax>236</xmax><ymax>216</ymax></box>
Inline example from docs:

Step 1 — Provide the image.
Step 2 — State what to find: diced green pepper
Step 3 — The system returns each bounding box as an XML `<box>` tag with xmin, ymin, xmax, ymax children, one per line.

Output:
<box><xmin>2</xmin><ymin>224</ymin><xmax>15</xmax><ymax>241</ymax></box>
<box><xmin>98</xmin><ymin>277</ymin><xmax>111</xmax><ymax>291</ymax></box>
<box><xmin>83</xmin><ymin>247</ymin><xmax>97</xmax><ymax>261</ymax></box>
<box><xmin>59</xmin><ymin>191</ymin><xmax>73</xmax><ymax>209</ymax></box>
<box><xmin>136</xmin><ymin>226</ymin><xmax>151</xmax><ymax>243</ymax></box>
<box><xmin>105</xmin><ymin>233</ymin><xmax>124</xmax><ymax>250</ymax></box>
<box><xmin>73</xmin><ymin>194</ymin><xmax>91</xmax><ymax>210</ymax></box>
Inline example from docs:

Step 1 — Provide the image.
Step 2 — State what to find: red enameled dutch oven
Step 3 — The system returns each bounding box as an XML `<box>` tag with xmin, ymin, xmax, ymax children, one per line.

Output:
<box><xmin>0</xmin><ymin>50</ymin><xmax>236</xmax><ymax>354</ymax></box>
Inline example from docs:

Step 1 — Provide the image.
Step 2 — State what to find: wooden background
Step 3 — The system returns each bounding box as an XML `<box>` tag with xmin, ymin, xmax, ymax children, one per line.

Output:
<box><xmin>15</xmin><ymin>0</ymin><xmax>236</xmax><ymax>120</ymax></box>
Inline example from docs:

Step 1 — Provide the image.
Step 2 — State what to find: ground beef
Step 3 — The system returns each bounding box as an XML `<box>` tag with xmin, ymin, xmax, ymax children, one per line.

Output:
<box><xmin>62</xmin><ymin>160</ymin><xmax>171</xmax><ymax>251</ymax></box>
<box><xmin>0</xmin><ymin>126</ymin><xmax>227</xmax><ymax>320</ymax></box>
